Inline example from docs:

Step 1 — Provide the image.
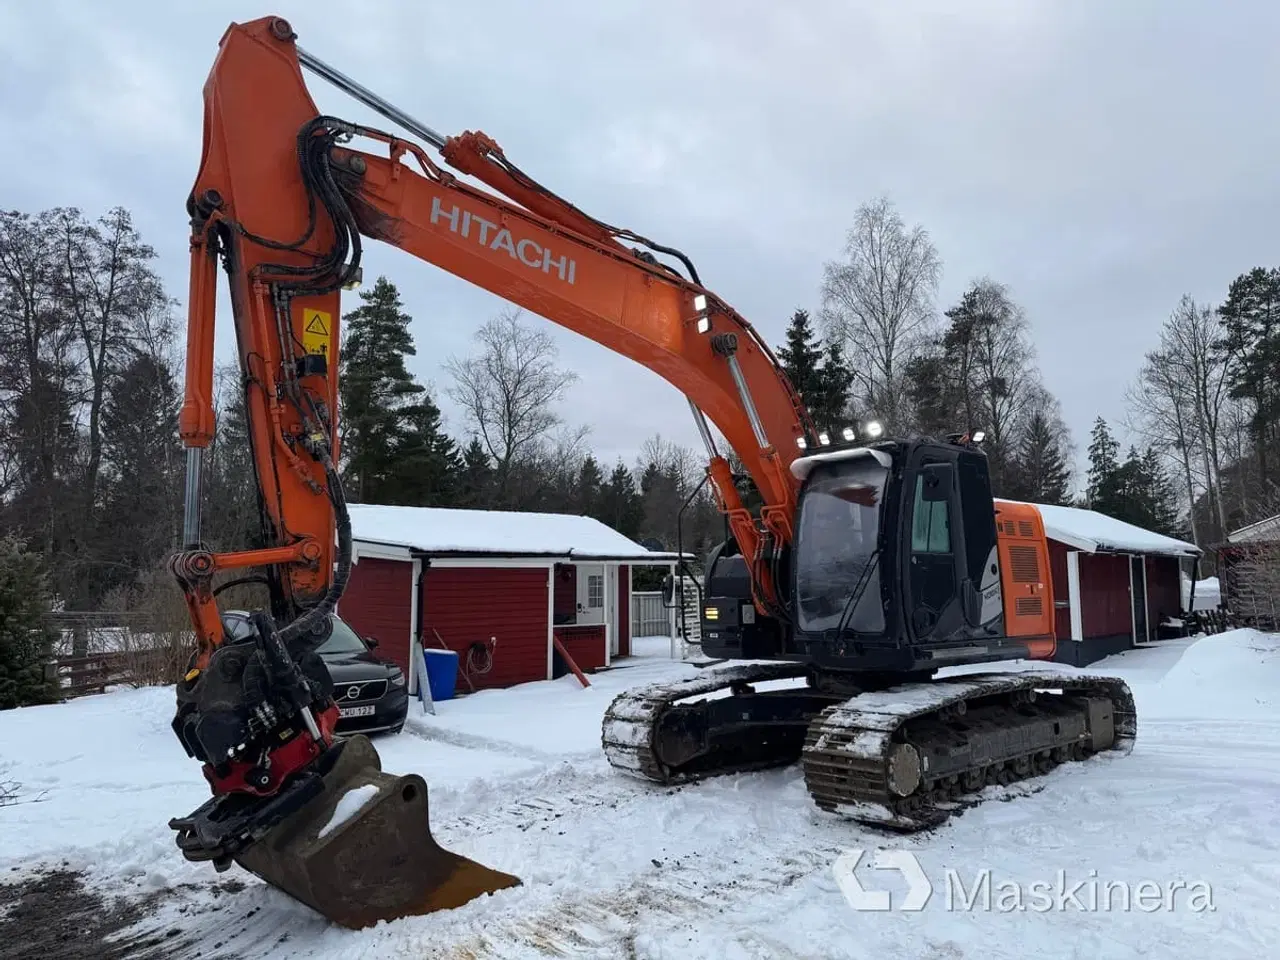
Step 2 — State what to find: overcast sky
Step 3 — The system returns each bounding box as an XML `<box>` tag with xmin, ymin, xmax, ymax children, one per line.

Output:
<box><xmin>2</xmin><ymin>0</ymin><xmax>1277</xmax><ymax>485</ymax></box>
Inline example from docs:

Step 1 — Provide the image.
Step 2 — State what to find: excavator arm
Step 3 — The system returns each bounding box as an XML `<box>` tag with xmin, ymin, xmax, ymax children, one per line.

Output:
<box><xmin>178</xmin><ymin>17</ymin><xmax>816</xmax><ymax>644</ymax></box>
<box><xmin>167</xmin><ymin>14</ymin><xmax>816</xmax><ymax>929</ymax></box>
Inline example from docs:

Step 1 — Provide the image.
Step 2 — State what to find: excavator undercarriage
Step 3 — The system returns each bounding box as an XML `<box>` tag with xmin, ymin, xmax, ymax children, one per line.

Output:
<box><xmin>603</xmin><ymin>665</ymin><xmax>1136</xmax><ymax>831</ymax></box>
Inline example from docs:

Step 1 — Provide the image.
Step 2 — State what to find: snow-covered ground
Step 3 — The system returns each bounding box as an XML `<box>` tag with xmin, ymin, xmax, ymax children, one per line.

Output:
<box><xmin>2</xmin><ymin>633</ymin><xmax>1278</xmax><ymax>959</ymax></box>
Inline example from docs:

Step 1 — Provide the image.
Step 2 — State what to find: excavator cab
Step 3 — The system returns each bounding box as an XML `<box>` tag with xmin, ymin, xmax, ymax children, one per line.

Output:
<box><xmin>700</xmin><ymin>435</ymin><xmax>1049</xmax><ymax>675</ymax></box>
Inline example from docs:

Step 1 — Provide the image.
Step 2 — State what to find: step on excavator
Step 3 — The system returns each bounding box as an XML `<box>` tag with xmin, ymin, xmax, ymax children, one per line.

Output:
<box><xmin>169</xmin><ymin>15</ymin><xmax>1137</xmax><ymax>928</ymax></box>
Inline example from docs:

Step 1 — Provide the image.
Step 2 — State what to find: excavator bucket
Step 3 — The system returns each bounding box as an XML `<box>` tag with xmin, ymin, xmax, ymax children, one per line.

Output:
<box><xmin>232</xmin><ymin>734</ymin><xmax>520</xmax><ymax>929</ymax></box>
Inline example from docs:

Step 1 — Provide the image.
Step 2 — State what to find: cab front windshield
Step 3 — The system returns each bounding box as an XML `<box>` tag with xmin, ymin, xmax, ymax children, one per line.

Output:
<box><xmin>794</xmin><ymin>456</ymin><xmax>888</xmax><ymax>635</ymax></box>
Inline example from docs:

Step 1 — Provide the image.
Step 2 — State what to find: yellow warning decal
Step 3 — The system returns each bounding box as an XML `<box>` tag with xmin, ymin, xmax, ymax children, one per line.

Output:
<box><xmin>301</xmin><ymin>308</ymin><xmax>332</xmax><ymax>357</ymax></box>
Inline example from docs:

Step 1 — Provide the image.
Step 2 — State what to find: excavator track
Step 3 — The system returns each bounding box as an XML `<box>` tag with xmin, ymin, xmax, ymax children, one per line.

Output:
<box><xmin>801</xmin><ymin>671</ymin><xmax>1137</xmax><ymax>831</ymax></box>
<box><xmin>601</xmin><ymin>662</ymin><xmax>817</xmax><ymax>783</ymax></box>
<box><xmin>603</xmin><ymin>666</ymin><xmax>1136</xmax><ymax>833</ymax></box>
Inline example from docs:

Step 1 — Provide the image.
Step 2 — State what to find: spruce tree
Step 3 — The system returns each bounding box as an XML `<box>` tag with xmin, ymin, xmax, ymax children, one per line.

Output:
<box><xmin>777</xmin><ymin>308</ymin><xmax>824</xmax><ymax>401</ymax></box>
<box><xmin>98</xmin><ymin>353</ymin><xmax>183</xmax><ymax>597</ymax></box>
<box><xmin>1140</xmin><ymin>447</ymin><xmax>1182</xmax><ymax>536</ymax></box>
<box><xmin>813</xmin><ymin>338</ymin><xmax>855</xmax><ymax>431</ymax></box>
<box><xmin>777</xmin><ymin>308</ymin><xmax>852</xmax><ymax>432</ymax></box>
<box><xmin>1008</xmin><ymin>409</ymin><xmax>1072</xmax><ymax>505</ymax></box>
<box><xmin>384</xmin><ymin>394</ymin><xmax>462</xmax><ymax>506</ymax></box>
<box><xmin>339</xmin><ymin>276</ymin><xmax>420</xmax><ymax>500</ymax></box>
<box><xmin>456</xmin><ymin>437</ymin><xmax>494</xmax><ymax>508</ymax></box>
<box><xmin>0</xmin><ymin>536</ymin><xmax>58</xmax><ymax>710</ymax></box>
<box><xmin>338</xmin><ymin>275</ymin><xmax>456</xmax><ymax>505</ymax></box>
<box><xmin>1086</xmin><ymin>417</ymin><xmax>1121</xmax><ymax>509</ymax></box>
<box><xmin>596</xmin><ymin>461</ymin><xmax>644</xmax><ymax>538</ymax></box>
<box><xmin>575</xmin><ymin>455</ymin><xmax>605</xmax><ymax>518</ymax></box>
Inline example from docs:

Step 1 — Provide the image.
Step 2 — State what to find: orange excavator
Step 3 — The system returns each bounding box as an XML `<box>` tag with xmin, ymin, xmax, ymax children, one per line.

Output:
<box><xmin>170</xmin><ymin>15</ymin><xmax>1137</xmax><ymax>929</ymax></box>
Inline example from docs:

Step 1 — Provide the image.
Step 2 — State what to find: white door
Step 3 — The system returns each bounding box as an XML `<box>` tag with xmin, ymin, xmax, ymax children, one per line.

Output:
<box><xmin>576</xmin><ymin>564</ymin><xmax>606</xmax><ymax>625</ymax></box>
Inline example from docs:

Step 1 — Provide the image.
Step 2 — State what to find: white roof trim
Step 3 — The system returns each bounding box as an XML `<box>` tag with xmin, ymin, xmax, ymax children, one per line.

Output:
<box><xmin>1227</xmin><ymin>513</ymin><xmax>1280</xmax><ymax>543</ymax></box>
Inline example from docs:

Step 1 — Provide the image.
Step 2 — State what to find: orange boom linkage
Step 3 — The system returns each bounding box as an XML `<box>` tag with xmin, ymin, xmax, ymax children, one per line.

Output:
<box><xmin>167</xmin><ymin>15</ymin><xmax>1136</xmax><ymax>931</ymax></box>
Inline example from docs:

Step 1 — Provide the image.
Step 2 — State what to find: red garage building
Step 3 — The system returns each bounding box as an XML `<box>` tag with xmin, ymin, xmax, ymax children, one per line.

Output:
<box><xmin>335</xmin><ymin>504</ymin><xmax>683</xmax><ymax>695</ymax></box>
<box><xmin>999</xmin><ymin>500</ymin><xmax>1202</xmax><ymax>666</ymax></box>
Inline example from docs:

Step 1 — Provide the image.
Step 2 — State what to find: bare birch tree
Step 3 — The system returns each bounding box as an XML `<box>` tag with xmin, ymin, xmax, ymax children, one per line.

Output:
<box><xmin>445</xmin><ymin>308</ymin><xmax>578</xmax><ymax>499</ymax></box>
<box><xmin>1127</xmin><ymin>295</ymin><xmax>1233</xmax><ymax>545</ymax></box>
<box><xmin>818</xmin><ymin>197</ymin><xmax>942</xmax><ymax>431</ymax></box>
<box><xmin>1126</xmin><ymin>350</ymin><xmax>1202</xmax><ymax>545</ymax></box>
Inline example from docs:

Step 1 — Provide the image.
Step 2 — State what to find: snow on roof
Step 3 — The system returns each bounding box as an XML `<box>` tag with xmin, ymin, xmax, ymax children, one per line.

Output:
<box><xmin>1227</xmin><ymin>513</ymin><xmax>1280</xmax><ymax>543</ymax></box>
<box><xmin>347</xmin><ymin>503</ymin><xmax>685</xmax><ymax>561</ymax></box>
<box><xmin>997</xmin><ymin>499</ymin><xmax>1201</xmax><ymax>558</ymax></box>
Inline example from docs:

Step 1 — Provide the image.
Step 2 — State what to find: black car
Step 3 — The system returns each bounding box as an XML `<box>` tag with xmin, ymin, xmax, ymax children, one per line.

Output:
<box><xmin>221</xmin><ymin>610</ymin><xmax>409</xmax><ymax>737</ymax></box>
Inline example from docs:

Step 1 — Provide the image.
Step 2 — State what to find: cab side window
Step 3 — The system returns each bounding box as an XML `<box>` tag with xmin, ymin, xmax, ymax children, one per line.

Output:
<box><xmin>911</xmin><ymin>474</ymin><xmax>952</xmax><ymax>554</ymax></box>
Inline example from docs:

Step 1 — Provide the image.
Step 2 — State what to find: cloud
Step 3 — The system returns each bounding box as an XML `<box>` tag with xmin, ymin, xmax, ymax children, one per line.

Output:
<box><xmin>2</xmin><ymin>0</ymin><xmax>1277</xmax><ymax>489</ymax></box>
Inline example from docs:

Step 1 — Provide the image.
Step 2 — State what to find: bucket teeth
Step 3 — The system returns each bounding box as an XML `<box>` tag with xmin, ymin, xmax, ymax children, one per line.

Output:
<box><xmin>177</xmin><ymin>735</ymin><xmax>520</xmax><ymax>929</ymax></box>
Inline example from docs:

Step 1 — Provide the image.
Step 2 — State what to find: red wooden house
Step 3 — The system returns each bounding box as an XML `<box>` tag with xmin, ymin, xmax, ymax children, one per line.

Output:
<box><xmin>999</xmin><ymin>500</ymin><xmax>1202</xmax><ymax>666</ymax></box>
<box><xmin>335</xmin><ymin>504</ymin><xmax>684</xmax><ymax>695</ymax></box>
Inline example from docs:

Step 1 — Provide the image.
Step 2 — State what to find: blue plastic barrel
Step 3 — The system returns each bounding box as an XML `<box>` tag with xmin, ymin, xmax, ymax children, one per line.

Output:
<box><xmin>422</xmin><ymin>648</ymin><xmax>459</xmax><ymax>701</ymax></box>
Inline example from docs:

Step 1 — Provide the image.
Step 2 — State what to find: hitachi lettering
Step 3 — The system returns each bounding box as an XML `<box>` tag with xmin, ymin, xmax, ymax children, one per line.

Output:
<box><xmin>431</xmin><ymin>198</ymin><xmax>577</xmax><ymax>284</ymax></box>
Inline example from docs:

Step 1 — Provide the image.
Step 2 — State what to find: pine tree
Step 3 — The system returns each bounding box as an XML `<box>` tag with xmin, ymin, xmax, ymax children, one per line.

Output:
<box><xmin>903</xmin><ymin>351</ymin><xmax>954</xmax><ymax>439</ymax></box>
<box><xmin>338</xmin><ymin>276</ymin><xmax>433</xmax><ymax>503</ymax></box>
<box><xmin>0</xmin><ymin>535</ymin><xmax>58</xmax><ymax>710</ymax></box>
<box><xmin>1215</xmin><ymin>266</ymin><xmax>1280</xmax><ymax>481</ymax></box>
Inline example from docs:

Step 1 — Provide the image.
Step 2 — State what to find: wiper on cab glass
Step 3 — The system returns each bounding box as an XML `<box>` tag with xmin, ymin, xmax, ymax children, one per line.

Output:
<box><xmin>829</xmin><ymin>546</ymin><xmax>882</xmax><ymax>641</ymax></box>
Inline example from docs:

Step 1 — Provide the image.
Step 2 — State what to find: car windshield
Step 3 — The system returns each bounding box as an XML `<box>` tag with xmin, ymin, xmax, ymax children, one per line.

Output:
<box><xmin>794</xmin><ymin>455</ymin><xmax>889</xmax><ymax>635</ymax></box>
<box><xmin>315</xmin><ymin>617</ymin><xmax>368</xmax><ymax>657</ymax></box>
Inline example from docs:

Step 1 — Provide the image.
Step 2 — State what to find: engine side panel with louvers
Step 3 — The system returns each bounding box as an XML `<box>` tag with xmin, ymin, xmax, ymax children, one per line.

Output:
<box><xmin>992</xmin><ymin>502</ymin><xmax>1056</xmax><ymax>656</ymax></box>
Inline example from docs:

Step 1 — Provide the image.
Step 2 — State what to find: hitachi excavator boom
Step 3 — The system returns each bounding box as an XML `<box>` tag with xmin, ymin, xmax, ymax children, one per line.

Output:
<box><xmin>172</xmin><ymin>15</ymin><xmax>1137</xmax><ymax>929</ymax></box>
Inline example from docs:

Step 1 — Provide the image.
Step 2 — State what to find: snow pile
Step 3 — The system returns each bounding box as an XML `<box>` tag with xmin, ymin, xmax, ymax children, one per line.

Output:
<box><xmin>347</xmin><ymin>503</ymin><xmax>678</xmax><ymax>559</ymax></box>
<box><xmin>317</xmin><ymin>784</ymin><xmax>379</xmax><ymax>839</ymax></box>
<box><xmin>1140</xmin><ymin>627</ymin><xmax>1278</xmax><ymax>719</ymax></box>
<box><xmin>1193</xmin><ymin>576</ymin><xmax>1221</xmax><ymax>610</ymax></box>
<box><xmin>1181</xmin><ymin>574</ymin><xmax>1220</xmax><ymax>610</ymax></box>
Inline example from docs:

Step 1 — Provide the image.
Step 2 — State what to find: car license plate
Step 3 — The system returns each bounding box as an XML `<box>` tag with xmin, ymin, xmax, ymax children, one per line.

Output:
<box><xmin>339</xmin><ymin>704</ymin><xmax>375</xmax><ymax>718</ymax></box>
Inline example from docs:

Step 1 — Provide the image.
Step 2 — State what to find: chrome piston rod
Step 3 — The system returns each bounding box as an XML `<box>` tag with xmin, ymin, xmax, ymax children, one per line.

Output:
<box><xmin>182</xmin><ymin>448</ymin><xmax>203</xmax><ymax>549</ymax></box>
<box><xmin>296</xmin><ymin>46</ymin><xmax>448</xmax><ymax>151</ymax></box>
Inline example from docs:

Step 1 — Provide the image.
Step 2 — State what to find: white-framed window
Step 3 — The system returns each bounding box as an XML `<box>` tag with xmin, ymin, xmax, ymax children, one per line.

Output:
<box><xmin>587</xmin><ymin>574</ymin><xmax>604</xmax><ymax>608</ymax></box>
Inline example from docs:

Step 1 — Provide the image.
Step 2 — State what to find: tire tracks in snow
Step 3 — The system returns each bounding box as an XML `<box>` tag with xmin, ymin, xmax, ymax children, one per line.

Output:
<box><xmin>427</xmin><ymin>830</ymin><xmax>852</xmax><ymax>959</ymax></box>
<box><xmin>109</xmin><ymin>767</ymin><xmax>863</xmax><ymax>960</ymax></box>
<box><xmin>412</xmin><ymin>769</ymin><xmax>864</xmax><ymax>959</ymax></box>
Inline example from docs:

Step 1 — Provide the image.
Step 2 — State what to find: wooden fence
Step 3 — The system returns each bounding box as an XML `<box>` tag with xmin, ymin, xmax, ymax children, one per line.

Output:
<box><xmin>40</xmin><ymin>611</ymin><xmax>189</xmax><ymax>700</ymax></box>
<box><xmin>630</xmin><ymin>592</ymin><xmax>671</xmax><ymax>638</ymax></box>
<box><xmin>50</xmin><ymin>651</ymin><xmax>134</xmax><ymax>699</ymax></box>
